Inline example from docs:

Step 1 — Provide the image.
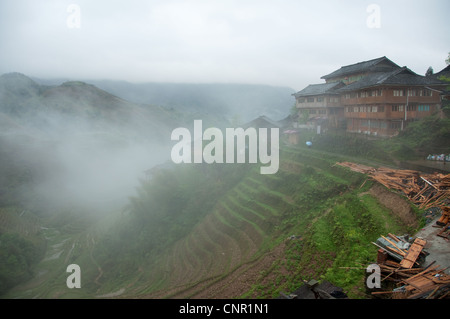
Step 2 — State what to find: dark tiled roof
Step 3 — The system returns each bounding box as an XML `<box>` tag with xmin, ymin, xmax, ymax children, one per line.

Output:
<box><xmin>429</xmin><ymin>65</ymin><xmax>450</xmax><ymax>79</ymax></box>
<box><xmin>321</xmin><ymin>56</ymin><xmax>400</xmax><ymax>80</ymax></box>
<box><xmin>242</xmin><ymin>115</ymin><xmax>281</xmax><ymax>129</ymax></box>
<box><xmin>292</xmin><ymin>82</ymin><xmax>344</xmax><ymax>97</ymax></box>
<box><xmin>336</xmin><ymin>67</ymin><xmax>447</xmax><ymax>92</ymax></box>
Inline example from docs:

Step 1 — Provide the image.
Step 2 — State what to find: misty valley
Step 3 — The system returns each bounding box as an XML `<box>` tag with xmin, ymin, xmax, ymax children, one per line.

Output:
<box><xmin>0</xmin><ymin>72</ymin><xmax>295</xmax><ymax>298</ymax></box>
<box><xmin>0</xmin><ymin>72</ymin><xmax>448</xmax><ymax>299</ymax></box>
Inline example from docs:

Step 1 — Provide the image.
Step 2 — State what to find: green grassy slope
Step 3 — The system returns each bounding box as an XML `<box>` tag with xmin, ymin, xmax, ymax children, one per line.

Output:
<box><xmin>76</xmin><ymin>144</ymin><xmax>421</xmax><ymax>299</ymax></box>
<box><xmin>2</xmin><ymin>142</ymin><xmax>425</xmax><ymax>299</ymax></box>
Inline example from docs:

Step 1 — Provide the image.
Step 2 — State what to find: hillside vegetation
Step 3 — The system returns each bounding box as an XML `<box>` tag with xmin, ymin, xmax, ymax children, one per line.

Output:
<box><xmin>4</xmin><ymin>142</ymin><xmax>424</xmax><ymax>299</ymax></box>
<box><xmin>0</xmin><ymin>72</ymin><xmax>438</xmax><ymax>299</ymax></box>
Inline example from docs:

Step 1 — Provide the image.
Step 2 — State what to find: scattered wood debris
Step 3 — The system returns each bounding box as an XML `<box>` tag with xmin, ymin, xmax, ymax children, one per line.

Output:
<box><xmin>371</xmin><ymin>233</ymin><xmax>450</xmax><ymax>299</ymax></box>
<box><xmin>335</xmin><ymin>162</ymin><xmax>450</xmax><ymax>233</ymax></box>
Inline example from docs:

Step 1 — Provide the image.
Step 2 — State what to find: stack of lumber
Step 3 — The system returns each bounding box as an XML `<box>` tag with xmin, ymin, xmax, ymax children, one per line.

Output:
<box><xmin>371</xmin><ymin>233</ymin><xmax>449</xmax><ymax>299</ymax></box>
<box><xmin>374</xmin><ymin>261</ymin><xmax>450</xmax><ymax>299</ymax></box>
<box><xmin>336</xmin><ymin>162</ymin><xmax>450</xmax><ymax>221</ymax></box>
<box><xmin>372</xmin><ymin>234</ymin><xmax>426</xmax><ymax>266</ymax></box>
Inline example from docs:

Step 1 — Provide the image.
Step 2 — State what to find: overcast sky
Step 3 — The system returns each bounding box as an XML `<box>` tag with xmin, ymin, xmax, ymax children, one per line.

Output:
<box><xmin>0</xmin><ymin>0</ymin><xmax>448</xmax><ymax>90</ymax></box>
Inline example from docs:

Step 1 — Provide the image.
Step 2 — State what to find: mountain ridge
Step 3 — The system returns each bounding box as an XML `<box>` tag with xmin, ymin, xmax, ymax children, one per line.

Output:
<box><xmin>29</xmin><ymin>74</ymin><xmax>295</xmax><ymax>123</ymax></box>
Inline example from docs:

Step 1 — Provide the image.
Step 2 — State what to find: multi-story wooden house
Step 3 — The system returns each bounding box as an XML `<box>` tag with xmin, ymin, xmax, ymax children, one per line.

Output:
<box><xmin>292</xmin><ymin>82</ymin><xmax>345</xmax><ymax>128</ymax></box>
<box><xmin>292</xmin><ymin>57</ymin><xmax>448</xmax><ymax>137</ymax></box>
<box><xmin>337</xmin><ymin>67</ymin><xmax>446</xmax><ymax>136</ymax></box>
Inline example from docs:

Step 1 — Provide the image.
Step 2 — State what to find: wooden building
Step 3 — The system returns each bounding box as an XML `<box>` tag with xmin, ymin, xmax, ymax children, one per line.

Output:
<box><xmin>292</xmin><ymin>81</ymin><xmax>345</xmax><ymax>129</ymax></box>
<box><xmin>292</xmin><ymin>57</ymin><xmax>448</xmax><ymax>137</ymax></box>
<box><xmin>337</xmin><ymin>67</ymin><xmax>446</xmax><ymax>136</ymax></box>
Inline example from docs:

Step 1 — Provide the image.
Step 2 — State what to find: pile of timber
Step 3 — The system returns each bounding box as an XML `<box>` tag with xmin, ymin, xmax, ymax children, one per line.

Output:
<box><xmin>374</xmin><ymin>261</ymin><xmax>450</xmax><ymax>299</ymax></box>
<box><xmin>372</xmin><ymin>233</ymin><xmax>450</xmax><ymax>299</ymax></box>
<box><xmin>336</xmin><ymin>162</ymin><xmax>450</xmax><ymax>228</ymax></box>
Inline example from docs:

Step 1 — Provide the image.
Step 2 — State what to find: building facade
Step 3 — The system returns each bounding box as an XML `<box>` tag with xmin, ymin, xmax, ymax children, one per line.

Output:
<box><xmin>292</xmin><ymin>82</ymin><xmax>345</xmax><ymax>129</ymax></box>
<box><xmin>292</xmin><ymin>57</ymin><xmax>447</xmax><ymax>137</ymax></box>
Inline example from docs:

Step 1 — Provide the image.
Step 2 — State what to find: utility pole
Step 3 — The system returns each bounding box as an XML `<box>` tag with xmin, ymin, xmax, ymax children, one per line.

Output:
<box><xmin>403</xmin><ymin>90</ymin><xmax>409</xmax><ymax>130</ymax></box>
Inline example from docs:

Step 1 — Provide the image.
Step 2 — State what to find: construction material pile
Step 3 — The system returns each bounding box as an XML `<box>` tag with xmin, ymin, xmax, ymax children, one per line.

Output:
<box><xmin>336</xmin><ymin>162</ymin><xmax>450</xmax><ymax>228</ymax></box>
<box><xmin>372</xmin><ymin>233</ymin><xmax>450</xmax><ymax>299</ymax></box>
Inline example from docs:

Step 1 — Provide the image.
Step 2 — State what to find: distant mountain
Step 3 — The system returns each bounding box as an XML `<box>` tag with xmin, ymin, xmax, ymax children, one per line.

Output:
<box><xmin>0</xmin><ymin>72</ymin><xmax>294</xmax><ymax>214</ymax></box>
<box><xmin>0</xmin><ymin>73</ymin><xmax>177</xmax><ymax>141</ymax></box>
<box><xmin>32</xmin><ymin>77</ymin><xmax>295</xmax><ymax>123</ymax></box>
<box><xmin>0</xmin><ymin>72</ymin><xmax>186</xmax><ymax>213</ymax></box>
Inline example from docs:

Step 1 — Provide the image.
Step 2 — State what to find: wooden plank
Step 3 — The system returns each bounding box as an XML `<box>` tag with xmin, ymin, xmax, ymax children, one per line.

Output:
<box><xmin>381</xmin><ymin>235</ymin><xmax>407</xmax><ymax>256</ymax></box>
<box><xmin>400</xmin><ymin>238</ymin><xmax>426</xmax><ymax>269</ymax></box>
<box><xmin>404</xmin><ymin>263</ymin><xmax>439</xmax><ymax>282</ymax></box>
<box><xmin>387</xmin><ymin>233</ymin><xmax>401</xmax><ymax>243</ymax></box>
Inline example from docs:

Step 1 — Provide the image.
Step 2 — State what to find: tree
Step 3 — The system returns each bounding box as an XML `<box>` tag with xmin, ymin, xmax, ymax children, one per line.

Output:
<box><xmin>446</xmin><ymin>52</ymin><xmax>450</xmax><ymax>65</ymax></box>
<box><xmin>425</xmin><ymin>66</ymin><xmax>434</xmax><ymax>77</ymax></box>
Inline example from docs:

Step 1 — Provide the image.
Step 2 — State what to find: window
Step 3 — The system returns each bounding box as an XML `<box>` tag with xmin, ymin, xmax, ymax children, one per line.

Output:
<box><xmin>390</xmin><ymin>122</ymin><xmax>402</xmax><ymax>129</ymax></box>
<box><xmin>407</xmin><ymin>89</ymin><xmax>417</xmax><ymax>97</ymax></box>
<box><xmin>319</xmin><ymin>109</ymin><xmax>326</xmax><ymax>114</ymax></box>
<box><xmin>378</xmin><ymin>106</ymin><xmax>384</xmax><ymax>112</ymax></box>
<box><xmin>345</xmin><ymin>94</ymin><xmax>351</xmax><ymax>99</ymax></box>
<box><xmin>329</xmin><ymin>97</ymin><xmax>339</xmax><ymax>103</ymax></box>
<box><xmin>350</xmin><ymin>93</ymin><xmax>357</xmax><ymax>98</ymax></box>
<box><xmin>393</xmin><ymin>90</ymin><xmax>404</xmax><ymax>97</ymax></box>
<box><xmin>307</xmin><ymin>97</ymin><xmax>315</xmax><ymax>103</ymax></box>
<box><xmin>406</xmin><ymin>105</ymin><xmax>416</xmax><ymax>111</ymax></box>
<box><xmin>392</xmin><ymin>105</ymin><xmax>404</xmax><ymax>112</ymax></box>
<box><xmin>371</xmin><ymin>106</ymin><xmax>377</xmax><ymax>112</ymax></box>
<box><xmin>309</xmin><ymin>109</ymin><xmax>316</xmax><ymax>114</ymax></box>
<box><xmin>421</xmin><ymin>89</ymin><xmax>432</xmax><ymax>97</ymax></box>
<box><xmin>353</xmin><ymin>107</ymin><xmax>359</xmax><ymax>112</ymax></box>
<box><xmin>297</xmin><ymin>98</ymin><xmax>305</xmax><ymax>103</ymax></box>
<box><xmin>317</xmin><ymin>97</ymin><xmax>324</xmax><ymax>102</ymax></box>
<box><xmin>418</xmin><ymin>105</ymin><xmax>430</xmax><ymax>112</ymax></box>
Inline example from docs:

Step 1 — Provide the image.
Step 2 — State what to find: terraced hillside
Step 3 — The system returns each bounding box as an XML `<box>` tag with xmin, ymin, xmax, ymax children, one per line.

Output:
<box><xmin>117</xmin><ymin>145</ymin><xmax>422</xmax><ymax>299</ymax></box>
<box><xmin>3</xmin><ymin>144</ymin><xmax>423</xmax><ymax>299</ymax></box>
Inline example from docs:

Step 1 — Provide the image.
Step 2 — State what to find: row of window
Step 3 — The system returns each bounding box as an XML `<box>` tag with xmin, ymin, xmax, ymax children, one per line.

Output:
<box><xmin>345</xmin><ymin>105</ymin><xmax>385</xmax><ymax>113</ymax></box>
<box><xmin>345</xmin><ymin>89</ymin><xmax>383</xmax><ymax>99</ymax></box>
<box><xmin>346</xmin><ymin>104</ymin><xmax>431</xmax><ymax>113</ymax></box>
<box><xmin>305</xmin><ymin>108</ymin><xmax>342</xmax><ymax>115</ymax></box>
<box><xmin>297</xmin><ymin>96</ymin><xmax>338</xmax><ymax>103</ymax></box>
<box><xmin>392</xmin><ymin>105</ymin><xmax>430</xmax><ymax>112</ymax></box>
<box><xmin>308</xmin><ymin>109</ymin><xmax>327</xmax><ymax>114</ymax></box>
<box><xmin>298</xmin><ymin>88</ymin><xmax>433</xmax><ymax>104</ymax></box>
<box><xmin>393</xmin><ymin>89</ymin><xmax>433</xmax><ymax>97</ymax></box>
